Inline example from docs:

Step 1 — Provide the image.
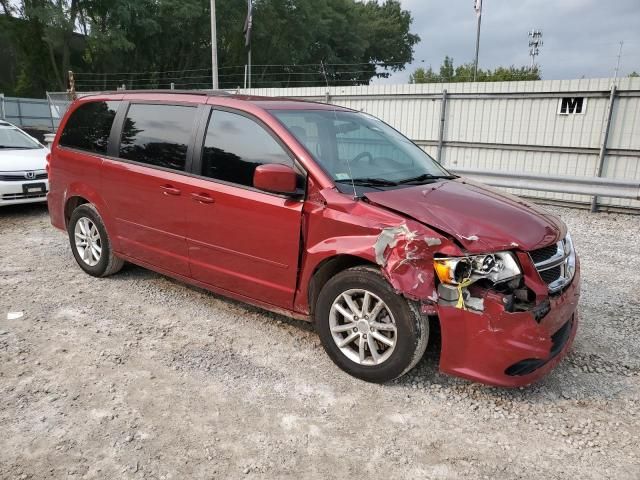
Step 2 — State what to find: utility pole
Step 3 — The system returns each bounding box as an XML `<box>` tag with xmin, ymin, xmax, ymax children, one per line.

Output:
<box><xmin>244</xmin><ymin>0</ymin><xmax>253</xmax><ymax>89</ymax></box>
<box><xmin>210</xmin><ymin>0</ymin><xmax>219</xmax><ymax>89</ymax></box>
<box><xmin>613</xmin><ymin>41</ymin><xmax>624</xmax><ymax>82</ymax></box>
<box><xmin>473</xmin><ymin>0</ymin><xmax>482</xmax><ymax>82</ymax></box>
<box><xmin>528</xmin><ymin>29</ymin><xmax>543</xmax><ymax>70</ymax></box>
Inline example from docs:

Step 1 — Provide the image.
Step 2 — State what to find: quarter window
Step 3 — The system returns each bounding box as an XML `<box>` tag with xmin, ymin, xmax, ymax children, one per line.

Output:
<box><xmin>119</xmin><ymin>104</ymin><xmax>197</xmax><ymax>171</ymax></box>
<box><xmin>59</xmin><ymin>101</ymin><xmax>120</xmax><ymax>154</ymax></box>
<box><xmin>201</xmin><ymin>110</ymin><xmax>293</xmax><ymax>187</ymax></box>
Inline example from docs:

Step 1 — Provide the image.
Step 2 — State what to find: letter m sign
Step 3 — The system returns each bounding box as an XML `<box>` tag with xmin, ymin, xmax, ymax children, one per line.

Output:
<box><xmin>558</xmin><ymin>97</ymin><xmax>586</xmax><ymax>115</ymax></box>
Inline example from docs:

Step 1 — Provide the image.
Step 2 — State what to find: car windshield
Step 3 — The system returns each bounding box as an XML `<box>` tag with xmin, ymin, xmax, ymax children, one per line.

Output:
<box><xmin>0</xmin><ymin>127</ymin><xmax>42</xmax><ymax>149</ymax></box>
<box><xmin>271</xmin><ymin>109</ymin><xmax>453</xmax><ymax>192</ymax></box>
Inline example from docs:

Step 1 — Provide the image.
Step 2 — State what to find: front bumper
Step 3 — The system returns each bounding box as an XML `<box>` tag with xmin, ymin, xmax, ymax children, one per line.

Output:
<box><xmin>437</xmin><ymin>264</ymin><xmax>580</xmax><ymax>387</ymax></box>
<box><xmin>0</xmin><ymin>178</ymin><xmax>49</xmax><ymax>206</ymax></box>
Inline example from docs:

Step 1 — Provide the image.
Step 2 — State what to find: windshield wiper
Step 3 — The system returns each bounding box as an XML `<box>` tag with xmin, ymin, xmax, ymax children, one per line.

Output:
<box><xmin>396</xmin><ymin>173</ymin><xmax>455</xmax><ymax>185</ymax></box>
<box><xmin>335</xmin><ymin>177</ymin><xmax>399</xmax><ymax>187</ymax></box>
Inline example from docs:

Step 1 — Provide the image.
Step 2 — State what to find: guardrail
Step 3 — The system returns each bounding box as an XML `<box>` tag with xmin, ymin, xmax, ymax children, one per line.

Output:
<box><xmin>451</xmin><ymin>167</ymin><xmax>640</xmax><ymax>202</ymax></box>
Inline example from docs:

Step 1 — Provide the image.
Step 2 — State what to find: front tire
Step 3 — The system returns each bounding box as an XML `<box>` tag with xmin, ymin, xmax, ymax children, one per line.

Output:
<box><xmin>68</xmin><ymin>203</ymin><xmax>124</xmax><ymax>277</ymax></box>
<box><xmin>315</xmin><ymin>266</ymin><xmax>429</xmax><ymax>383</ymax></box>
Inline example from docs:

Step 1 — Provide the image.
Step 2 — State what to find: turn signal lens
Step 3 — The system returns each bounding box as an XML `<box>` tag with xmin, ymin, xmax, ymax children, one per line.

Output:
<box><xmin>434</xmin><ymin>258</ymin><xmax>472</xmax><ymax>284</ymax></box>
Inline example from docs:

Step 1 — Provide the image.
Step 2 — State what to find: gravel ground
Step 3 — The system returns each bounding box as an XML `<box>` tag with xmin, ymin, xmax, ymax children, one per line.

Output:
<box><xmin>1</xmin><ymin>203</ymin><xmax>639</xmax><ymax>479</ymax></box>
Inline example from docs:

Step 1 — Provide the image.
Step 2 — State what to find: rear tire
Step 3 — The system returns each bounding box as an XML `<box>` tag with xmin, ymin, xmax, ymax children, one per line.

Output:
<box><xmin>68</xmin><ymin>203</ymin><xmax>124</xmax><ymax>277</ymax></box>
<box><xmin>315</xmin><ymin>266</ymin><xmax>428</xmax><ymax>383</ymax></box>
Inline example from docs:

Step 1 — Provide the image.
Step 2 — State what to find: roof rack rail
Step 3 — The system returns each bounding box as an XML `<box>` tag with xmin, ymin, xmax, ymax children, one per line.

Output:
<box><xmin>81</xmin><ymin>89</ymin><xmax>235</xmax><ymax>97</ymax></box>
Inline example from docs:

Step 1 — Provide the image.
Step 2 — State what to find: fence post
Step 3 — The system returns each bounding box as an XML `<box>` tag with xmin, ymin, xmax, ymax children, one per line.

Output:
<box><xmin>48</xmin><ymin>95</ymin><xmax>56</xmax><ymax>131</ymax></box>
<box><xmin>591</xmin><ymin>84</ymin><xmax>617</xmax><ymax>212</ymax></box>
<box><xmin>436</xmin><ymin>89</ymin><xmax>448</xmax><ymax>163</ymax></box>
<box><xmin>16</xmin><ymin>98</ymin><xmax>23</xmax><ymax>127</ymax></box>
<box><xmin>325</xmin><ymin>90</ymin><xmax>332</xmax><ymax>104</ymax></box>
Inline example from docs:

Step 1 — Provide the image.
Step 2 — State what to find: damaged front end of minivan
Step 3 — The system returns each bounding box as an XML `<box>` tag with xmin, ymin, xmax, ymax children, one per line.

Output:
<box><xmin>299</xmin><ymin>180</ymin><xmax>580</xmax><ymax>387</ymax></box>
<box><xmin>369</xmin><ymin>215</ymin><xmax>580</xmax><ymax>387</ymax></box>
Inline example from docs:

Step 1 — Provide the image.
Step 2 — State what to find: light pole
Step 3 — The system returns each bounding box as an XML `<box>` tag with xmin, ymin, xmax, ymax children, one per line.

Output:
<box><xmin>210</xmin><ymin>0</ymin><xmax>219</xmax><ymax>89</ymax></box>
<box><xmin>473</xmin><ymin>0</ymin><xmax>482</xmax><ymax>82</ymax></box>
<box><xmin>613</xmin><ymin>41</ymin><xmax>624</xmax><ymax>82</ymax></box>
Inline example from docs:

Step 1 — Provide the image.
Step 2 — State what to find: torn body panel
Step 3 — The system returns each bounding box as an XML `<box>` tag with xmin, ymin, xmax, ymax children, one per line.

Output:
<box><xmin>293</xmin><ymin>182</ymin><xmax>462</xmax><ymax>315</ymax></box>
<box><xmin>372</xmin><ymin>223</ymin><xmax>460</xmax><ymax>301</ymax></box>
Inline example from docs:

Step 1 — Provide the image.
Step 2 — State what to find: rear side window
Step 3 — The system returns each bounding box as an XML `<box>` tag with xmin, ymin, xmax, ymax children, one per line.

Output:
<box><xmin>119</xmin><ymin>104</ymin><xmax>197</xmax><ymax>171</ymax></box>
<box><xmin>201</xmin><ymin>110</ymin><xmax>292</xmax><ymax>187</ymax></box>
<box><xmin>59</xmin><ymin>101</ymin><xmax>120</xmax><ymax>154</ymax></box>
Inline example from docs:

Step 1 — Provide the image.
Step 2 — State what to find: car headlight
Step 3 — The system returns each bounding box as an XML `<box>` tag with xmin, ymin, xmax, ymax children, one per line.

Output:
<box><xmin>434</xmin><ymin>252</ymin><xmax>522</xmax><ymax>285</ymax></box>
<box><xmin>565</xmin><ymin>232</ymin><xmax>577</xmax><ymax>281</ymax></box>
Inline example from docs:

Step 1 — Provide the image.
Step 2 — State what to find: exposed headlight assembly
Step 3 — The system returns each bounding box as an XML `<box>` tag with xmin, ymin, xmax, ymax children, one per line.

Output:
<box><xmin>434</xmin><ymin>252</ymin><xmax>522</xmax><ymax>286</ymax></box>
<box><xmin>564</xmin><ymin>232</ymin><xmax>577</xmax><ymax>282</ymax></box>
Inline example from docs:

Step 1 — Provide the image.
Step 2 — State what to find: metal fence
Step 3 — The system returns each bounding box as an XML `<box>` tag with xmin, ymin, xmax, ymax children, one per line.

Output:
<box><xmin>239</xmin><ymin>77</ymin><xmax>640</xmax><ymax>211</ymax></box>
<box><xmin>0</xmin><ymin>95</ymin><xmax>56</xmax><ymax>131</ymax></box>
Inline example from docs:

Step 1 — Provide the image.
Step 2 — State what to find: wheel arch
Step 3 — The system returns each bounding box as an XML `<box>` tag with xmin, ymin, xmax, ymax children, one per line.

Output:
<box><xmin>64</xmin><ymin>195</ymin><xmax>89</xmax><ymax>228</ymax></box>
<box><xmin>307</xmin><ymin>254</ymin><xmax>377</xmax><ymax>319</ymax></box>
<box><xmin>63</xmin><ymin>183</ymin><xmax>120</xmax><ymax>251</ymax></box>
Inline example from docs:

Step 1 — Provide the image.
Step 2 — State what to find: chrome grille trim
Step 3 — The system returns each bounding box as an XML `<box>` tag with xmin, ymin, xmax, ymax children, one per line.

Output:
<box><xmin>530</xmin><ymin>237</ymin><xmax>575</xmax><ymax>293</ymax></box>
<box><xmin>0</xmin><ymin>170</ymin><xmax>48</xmax><ymax>182</ymax></box>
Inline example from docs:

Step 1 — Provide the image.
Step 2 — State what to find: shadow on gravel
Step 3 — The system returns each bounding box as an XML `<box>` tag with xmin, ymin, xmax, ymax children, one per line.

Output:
<box><xmin>0</xmin><ymin>202</ymin><xmax>49</xmax><ymax>218</ymax></box>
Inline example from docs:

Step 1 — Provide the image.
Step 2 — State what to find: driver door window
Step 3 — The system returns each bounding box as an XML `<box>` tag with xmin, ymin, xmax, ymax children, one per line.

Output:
<box><xmin>202</xmin><ymin>110</ymin><xmax>293</xmax><ymax>188</ymax></box>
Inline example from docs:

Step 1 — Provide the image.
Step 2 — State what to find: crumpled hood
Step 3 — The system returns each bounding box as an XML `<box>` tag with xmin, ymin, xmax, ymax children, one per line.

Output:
<box><xmin>364</xmin><ymin>179</ymin><xmax>565</xmax><ymax>253</ymax></box>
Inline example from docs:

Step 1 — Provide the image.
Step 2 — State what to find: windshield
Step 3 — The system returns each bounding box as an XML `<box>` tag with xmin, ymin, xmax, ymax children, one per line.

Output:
<box><xmin>271</xmin><ymin>109</ymin><xmax>452</xmax><ymax>193</ymax></box>
<box><xmin>0</xmin><ymin>127</ymin><xmax>42</xmax><ymax>149</ymax></box>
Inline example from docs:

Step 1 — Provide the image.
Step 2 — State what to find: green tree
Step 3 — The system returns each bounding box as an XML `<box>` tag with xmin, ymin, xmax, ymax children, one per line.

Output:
<box><xmin>410</xmin><ymin>57</ymin><xmax>541</xmax><ymax>84</ymax></box>
<box><xmin>0</xmin><ymin>0</ymin><xmax>86</xmax><ymax>95</ymax></box>
<box><xmin>1</xmin><ymin>0</ymin><xmax>421</xmax><ymax>95</ymax></box>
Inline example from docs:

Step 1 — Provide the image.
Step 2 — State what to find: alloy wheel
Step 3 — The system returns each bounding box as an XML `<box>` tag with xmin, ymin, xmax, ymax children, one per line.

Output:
<box><xmin>74</xmin><ymin>217</ymin><xmax>102</xmax><ymax>267</ymax></box>
<box><xmin>329</xmin><ymin>288</ymin><xmax>397</xmax><ymax>366</ymax></box>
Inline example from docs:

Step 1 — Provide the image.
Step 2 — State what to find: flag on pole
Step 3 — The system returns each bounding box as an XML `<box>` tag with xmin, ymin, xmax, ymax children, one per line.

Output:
<box><xmin>244</xmin><ymin>0</ymin><xmax>253</xmax><ymax>48</ymax></box>
<box><xmin>474</xmin><ymin>0</ymin><xmax>482</xmax><ymax>17</ymax></box>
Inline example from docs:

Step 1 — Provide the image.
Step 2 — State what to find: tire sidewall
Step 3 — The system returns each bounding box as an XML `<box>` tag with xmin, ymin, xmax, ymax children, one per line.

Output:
<box><xmin>68</xmin><ymin>204</ymin><xmax>112</xmax><ymax>277</ymax></box>
<box><xmin>315</xmin><ymin>267</ymin><xmax>427</xmax><ymax>383</ymax></box>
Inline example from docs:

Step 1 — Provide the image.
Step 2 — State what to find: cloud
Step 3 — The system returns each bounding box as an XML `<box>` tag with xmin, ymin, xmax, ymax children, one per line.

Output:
<box><xmin>376</xmin><ymin>0</ymin><xmax>640</xmax><ymax>83</ymax></box>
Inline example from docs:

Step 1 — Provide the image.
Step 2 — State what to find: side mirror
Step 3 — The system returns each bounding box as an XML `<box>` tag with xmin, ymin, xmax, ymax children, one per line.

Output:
<box><xmin>253</xmin><ymin>164</ymin><xmax>298</xmax><ymax>195</ymax></box>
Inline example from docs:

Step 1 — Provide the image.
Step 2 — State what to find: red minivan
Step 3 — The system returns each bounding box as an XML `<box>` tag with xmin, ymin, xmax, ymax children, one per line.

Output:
<box><xmin>48</xmin><ymin>91</ymin><xmax>580</xmax><ymax>386</ymax></box>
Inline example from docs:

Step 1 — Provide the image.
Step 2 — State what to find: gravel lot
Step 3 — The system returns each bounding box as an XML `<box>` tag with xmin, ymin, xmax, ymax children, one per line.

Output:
<box><xmin>1</xmin><ymin>202</ymin><xmax>639</xmax><ymax>479</ymax></box>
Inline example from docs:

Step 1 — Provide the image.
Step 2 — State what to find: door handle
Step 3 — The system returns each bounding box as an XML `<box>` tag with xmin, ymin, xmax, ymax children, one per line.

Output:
<box><xmin>191</xmin><ymin>192</ymin><xmax>215</xmax><ymax>204</ymax></box>
<box><xmin>161</xmin><ymin>185</ymin><xmax>181</xmax><ymax>196</ymax></box>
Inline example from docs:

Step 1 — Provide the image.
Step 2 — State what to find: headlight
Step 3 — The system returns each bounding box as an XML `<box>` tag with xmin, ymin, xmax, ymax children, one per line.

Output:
<box><xmin>565</xmin><ymin>232</ymin><xmax>577</xmax><ymax>280</ymax></box>
<box><xmin>434</xmin><ymin>252</ymin><xmax>522</xmax><ymax>285</ymax></box>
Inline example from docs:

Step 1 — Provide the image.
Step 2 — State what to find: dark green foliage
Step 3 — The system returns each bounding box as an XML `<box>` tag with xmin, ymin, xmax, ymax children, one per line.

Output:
<box><xmin>410</xmin><ymin>56</ymin><xmax>541</xmax><ymax>84</ymax></box>
<box><xmin>0</xmin><ymin>0</ymin><xmax>419</xmax><ymax>96</ymax></box>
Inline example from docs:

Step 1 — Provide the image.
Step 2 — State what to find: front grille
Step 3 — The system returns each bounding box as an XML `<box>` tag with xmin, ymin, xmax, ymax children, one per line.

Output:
<box><xmin>529</xmin><ymin>237</ymin><xmax>576</xmax><ymax>293</ymax></box>
<box><xmin>2</xmin><ymin>192</ymin><xmax>47</xmax><ymax>200</ymax></box>
<box><xmin>529</xmin><ymin>244</ymin><xmax>559</xmax><ymax>264</ymax></box>
<box><xmin>539</xmin><ymin>265</ymin><xmax>562</xmax><ymax>284</ymax></box>
<box><xmin>0</xmin><ymin>172</ymin><xmax>48</xmax><ymax>181</ymax></box>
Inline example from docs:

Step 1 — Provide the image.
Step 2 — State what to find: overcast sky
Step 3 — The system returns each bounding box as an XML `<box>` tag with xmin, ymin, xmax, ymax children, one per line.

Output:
<box><xmin>376</xmin><ymin>0</ymin><xmax>640</xmax><ymax>83</ymax></box>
